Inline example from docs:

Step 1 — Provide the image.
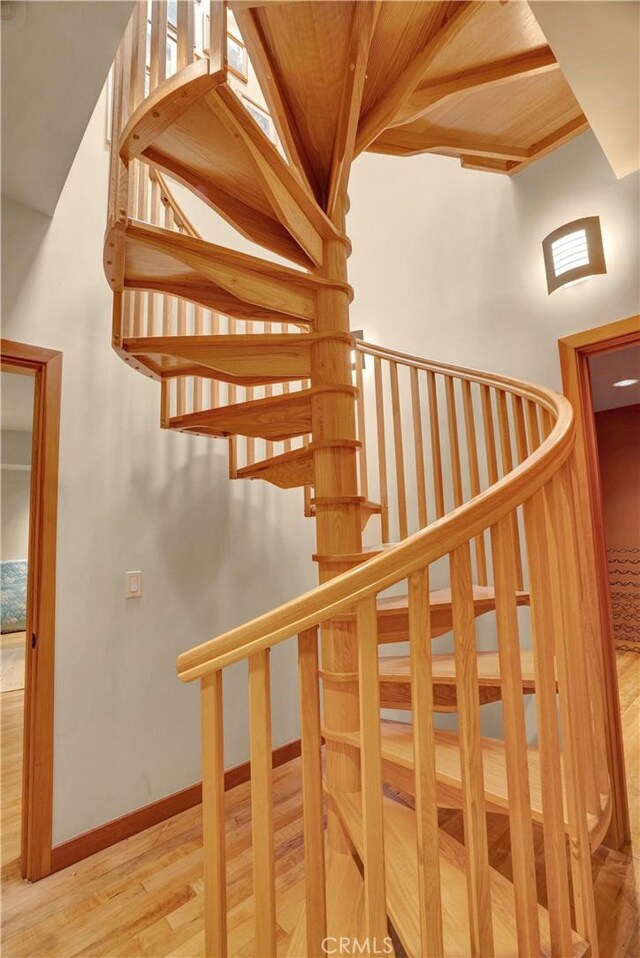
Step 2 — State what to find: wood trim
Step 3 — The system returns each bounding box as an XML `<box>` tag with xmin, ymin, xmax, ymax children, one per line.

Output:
<box><xmin>49</xmin><ymin>738</ymin><xmax>301</xmax><ymax>873</ymax></box>
<box><xmin>558</xmin><ymin>315</ymin><xmax>640</xmax><ymax>849</ymax></box>
<box><xmin>1</xmin><ymin>339</ymin><xmax>62</xmax><ymax>882</ymax></box>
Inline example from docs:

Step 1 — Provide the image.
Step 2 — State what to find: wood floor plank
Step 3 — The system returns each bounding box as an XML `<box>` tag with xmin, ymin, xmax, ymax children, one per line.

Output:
<box><xmin>1</xmin><ymin>652</ymin><xmax>639</xmax><ymax>956</ymax></box>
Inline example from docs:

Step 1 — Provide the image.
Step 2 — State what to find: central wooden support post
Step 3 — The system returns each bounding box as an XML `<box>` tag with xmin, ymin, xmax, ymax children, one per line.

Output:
<box><xmin>310</xmin><ymin>198</ymin><xmax>363</xmax><ymax>849</ymax></box>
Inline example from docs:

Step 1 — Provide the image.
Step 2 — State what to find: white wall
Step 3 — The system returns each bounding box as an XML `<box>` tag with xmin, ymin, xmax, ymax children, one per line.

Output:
<box><xmin>1</xmin><ymin>87</ymin><xmax>316</xmax><ymax>845</ymax></box>
<box><xmin>347</xmin><ymin>130</ymin><xmax>639</xmax><ymax>390</ymax></box>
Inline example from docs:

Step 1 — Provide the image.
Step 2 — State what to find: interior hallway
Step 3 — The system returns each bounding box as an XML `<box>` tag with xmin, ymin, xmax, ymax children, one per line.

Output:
<box><xmin>1</xmin><ymin>653</ymin><xmax>639</xmax><ymax>957</ymax></box>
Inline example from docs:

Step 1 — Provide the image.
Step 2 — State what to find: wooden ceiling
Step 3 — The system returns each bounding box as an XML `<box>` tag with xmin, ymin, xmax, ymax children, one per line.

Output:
<box><xmin>230</xmin><ymin>0</ymin><xmax>588</xmax><ymax>205</ymax></box>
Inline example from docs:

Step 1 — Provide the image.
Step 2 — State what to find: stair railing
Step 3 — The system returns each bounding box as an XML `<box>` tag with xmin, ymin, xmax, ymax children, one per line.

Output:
<box><xmin>107</xmin><ymin>1</ymin><xmax>315</xmax><ymax>482</ymax></box>
<box><xmin>177</xmin><ymin>364</ymin><xmax>609</xmax><ymax>958</ymax></box>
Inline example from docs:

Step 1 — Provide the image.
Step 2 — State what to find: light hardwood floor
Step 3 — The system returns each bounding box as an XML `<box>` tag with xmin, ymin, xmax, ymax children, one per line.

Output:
<box><xmin>1</xmin><ymin>653</ymin><xmax>639</xmax><ymax>957</ymax></box>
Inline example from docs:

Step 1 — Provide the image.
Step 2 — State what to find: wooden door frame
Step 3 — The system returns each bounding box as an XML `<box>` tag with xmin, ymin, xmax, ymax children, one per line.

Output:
<box><xmin>1</xmin><ymin>339</ymin><xmax>62</xmax><ymax>880</ymax></box>
<box><xmin>558</xmin><ymin>314</ymin><xmax>639</xmax><ymax>849</ymax></box>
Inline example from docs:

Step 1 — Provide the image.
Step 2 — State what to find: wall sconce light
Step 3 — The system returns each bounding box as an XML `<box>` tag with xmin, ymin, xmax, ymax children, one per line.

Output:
<box><xmin>542</xmin><ymin>216</ymin><xmax>606</xmax><ymax>294</ymax></box>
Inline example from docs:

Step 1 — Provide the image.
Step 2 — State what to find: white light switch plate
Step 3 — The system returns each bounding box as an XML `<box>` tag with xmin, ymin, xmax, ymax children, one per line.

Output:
<box><xmin>125</xmin><ymin>571</ymin><xmax>142</xmax><ymax>598</ymax></box>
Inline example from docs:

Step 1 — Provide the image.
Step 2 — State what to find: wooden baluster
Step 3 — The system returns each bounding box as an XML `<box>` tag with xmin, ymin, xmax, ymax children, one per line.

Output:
<box><xmin>480</xmin><ymin>385</ymin><xmax>499</xmax><ymax>487</ymax></box>
<box><xmin>410</xmin><ymin>366</ymin><xmax>428</xmax><ymax>529</ymax></box>
<box><xmin>540</xmin><ymin>407</ymin><xmax>554</xmax><ymax>439</ymax></box>
<box><xmin>408</xmin><ymin>569</ymin><xmax>444</xmax><ymax>957</ymax></box>
<box><xmin>193</xmin><ymin>305</ymin><xmax>204</xmax><ymax>412</ymax></box>
<box><xmin>112</xmin><ymin>292</ymin><xmax>124</xmax><ymax>350</ymax></box>
<box><xmin>201</xmin><ymin>671</ymin><xmax>227</xmax><ymax>957</ymax></box>
<box><xmin>209</xmin><ymin>0</ymin><xmax>228</xmax><ymax>73</ymax></box>
<box><xmin>389</xmin><ymin>362</ymin><xmax>408</xmax><ymax>539</ymax></box>
<box><xmin>462</xmin><ymin>379</ymin><xmax>488</xmax><ymax>584</ymax></box>
<box><xmin>282</xmin><ymin>380</ymin><xmax>292</xmax><ymax>454</ymax></box>
<box><xmin>303</xmin><ymin>483</ymin><xmax>313</xmax><ymax>518</ymax></box>
<box><xmin>496</xmin><ymin>390</ymin><xmax>523</xmax><ymax>590</ymax></box>
<box><xmin>490</xmin><ymin>516</ymin><xmax>541</xmax><ymax>956</ymax></box>
<box><xmin>177</xmin><ymin>0</ymin><xmax>195</xmax><ymax>68</ymax></box>
<box><xmin>426</xmin><ymin>371</ymin><xmax>445</xmax><ymax>519</ymax></box>
<box><xmin>523</xmin><ymin>488</ymin><xmax>574</xmax><ymax>956</ymax></box>
<box><xmin>211</xmin><ymin>311</ymin><xmax>220</xmax><ymax>409</ymax></box>
<box><xmin>129</xmin><ymin>0</ymin><xmax>147</xmax><ymax>115</ymax></box>
<box><xmin>123</xmin><ymin>290</ymin><xmax>134</xmax><ymax>340</ymax></box>
<box><xmin>127</xmin><ymin>159</ymin><xmax>143</xmax><ymax>338</ymax></box>
<box><xmin>227</xmin><ymin>319</ymin><xmax>238</xmax><ymax>478</ymax></box>
<box><xmin>373</xmin><ymin>356</ymin><xmax>390</xmax><ymax>542</ymax></box>
<box><xmin>356</xmin><ymin>597</ymin><xmax>388</xmax><ymax>945</ymax></box>
<box><xmin>160</xmin><ymin>379</ymin><xmax>170</xmax><ymax>428</ymax></box>
<box><xmin>298</xmin><ymin>628</ymin><xmax>327</xmax><ymax>957</ymax></box>
<box><xmin>355</xmin><ymin>348</ymin><xmax>369</xmax><ymax>502</ymax></box>
<box><xmin>450</xmin><ymin>543</ymin><xmax>494</xmax><ymax>958</ymax></box>
<box><xmin>107</xmin><ymin>35</ymin><xmax>128</xmax><ymax>226</ymax></box>
<box><xmin>163</xmin><ymin>204</ymin><xmax>175</xmax><ymax>335</ymax></box>
<box><xmin>135</xmin><ymin>165</ymin><xmax>150</xmax><ymax>337</ymax></box>
<box><xmin>526</xmin><ymin>400</ymin><xmax>541</xmax><ymax>452</ymax></box>
<box><xmin>567</xmin><ymin>458</ymin><xmax>610</xmax><ymax>799</ymax></box>
<box><xmin>146</xmin><ymin>177</ymin><xmax>162</xmax><ymax>337</ymax></box>
<box><xmin>248</xmin><ymin>650</ymin><xmax>277</xmax><ymax>957</ymax></box>
<box><xmin>119</xmin><ymin>17</ymin><xmax>133</xmax><ymax>130</ymax></box>
<box><xmin>445</xmin><ymin>376</ymin><xmax>463</xmax><ymax>512</ymax></box>
<box><xmin>264</xmin><ymin>322</ymin><xmax>274</xmax><ymax>460</ymax></box>
<box><xmin>245</xmin><ymin>321</ymin><xmax>255</xmax><ymax>466</ymax></box>
<box><xmin>548</xmin><ymin>470</ymin><xmax>600</xmax><ymax>951</ymax></box>
<box><xmin>150</xmin><ymin>1</ymin><xmax>168</xmax><ymax>91</ymax></box>
<box><xmin>176</xmin><ymin>298</ymin><xmax>187</xmax><ymax>416</ymax></box>
<box><xmin>511</xmin><ymin>394</ymin><xmax>529</xmax><ymax>465</ymax></box>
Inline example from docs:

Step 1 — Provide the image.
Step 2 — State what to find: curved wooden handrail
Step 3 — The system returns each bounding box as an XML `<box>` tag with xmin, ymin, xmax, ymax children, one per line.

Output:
<box><xmin>176</xmin><ymin>363</ymin><xmax>574</xmax><ymax>681</ymax></box>
<box><xmin>357</xmin><ymin>339</ymin><xmax>560</xmax><ymax>408</ymax></box>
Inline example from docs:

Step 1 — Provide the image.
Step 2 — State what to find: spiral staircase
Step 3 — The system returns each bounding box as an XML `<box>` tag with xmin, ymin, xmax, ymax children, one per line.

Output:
<box><xmin>104</xmin><ymin>3</ymin><xmax>625</xmax><ymax>955</ymax></box>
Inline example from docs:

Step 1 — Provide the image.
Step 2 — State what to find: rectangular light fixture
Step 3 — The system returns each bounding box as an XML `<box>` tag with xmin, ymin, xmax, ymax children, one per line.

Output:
<box><xmin>542</xmin><ymin>216</ymin><xmax>606</xmax><ymax>293</ymax></box>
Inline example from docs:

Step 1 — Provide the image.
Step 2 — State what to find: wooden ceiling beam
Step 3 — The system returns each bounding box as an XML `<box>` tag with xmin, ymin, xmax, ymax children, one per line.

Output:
<box><xmin>460</xmin><ymin>156</ymin><xmax>515</xmax><ymax>174</ymax></box>
<box><xmin>460</xmin><ymin>113</ymin><xmax>589</xmax><ymax>176</ymax></box>
<box><xmin>507</xmin><ymin>114</ymin><xmax>590</xmax><ymax>175</ymax></box>
<box><xmin>325</xmin><ymin>1</ymin><xmax>381</xmax><ymax>220</ymax></box>
<box><xmin>355</xmin><ymin>1</ymin><xmax>479</xmax><ymax>156</ymax></box>
<box><xmin>369</xmin><ymin>128</ymin><xmax>530</xmax><ymax>161</ymax></box>
<box><xmin>394</xmin><ymin>46</ymin><xmax>559</xmax><ymax>128</ymax></box>
<box><xmin>231</xmin><ymin>4</ymin><xmax>322</xmax><ymax>201</ymax></box>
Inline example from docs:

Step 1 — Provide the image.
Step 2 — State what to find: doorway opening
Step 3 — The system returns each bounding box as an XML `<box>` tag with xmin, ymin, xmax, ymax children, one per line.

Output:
<box><xmin>0</xmin><ymin>340</ymin><xmax>61</xmax><ymax>881</ymax></box>
<box><xmin>1</xmin><ymin>371</ymin><xmax>34</xmax><ymax>873</ymax></box>
<box><xmin>559</xmin><ymin>316</ymin><xmax>639</xmax><ymax>851</ymax></box>
<box><xmin>589</xmin><ymin>344</ymin><xmax>640</xmax><ymax>654</ymax></box>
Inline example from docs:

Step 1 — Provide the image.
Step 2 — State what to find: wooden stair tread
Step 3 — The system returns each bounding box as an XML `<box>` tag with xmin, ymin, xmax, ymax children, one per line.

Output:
<box><xmin>332</xmin><ymin>720</ymin><xmax>603</xmax><ymax>843</ymax></box>
<box><xmin>122</xmin><ymin>332</ymin><xmax>350</xmax><ymax>386</ymax></box>
<box><xmin>331</xmin><ymin>582</ymin><xmax>530</xmax><ymax>641</ymax></box>
<box><xmin>379</xmin><ymin>649</ymin><xmax>536</xmax><ymax>689</ymax></box>
<box><xmin>168</xmin><ymin>385</ymin><xmax>356</xmax><ymax>442</ymax></box>
<box><xmin>119</xmin><ymin>60</ymin><xmax>344</xmax><ymax>268</ymax></box>
<box><xmin>236</xmin><ymin>446</ymin><xmax>314</xmax><ymax>489</ymax></box>
<box><xmin>328</xmin><ymin>788</ymin><xmax>589</xmax><ymax>958</ymax></box>
<box><xmin>108</xmin><ymin>220</ymin><xmax>352</xmax><ymax>327</ymax></box>
<box><xmin>375</xmin><ymin>584</ymin><xmax>529</xmax><ymax>642</ymax></box>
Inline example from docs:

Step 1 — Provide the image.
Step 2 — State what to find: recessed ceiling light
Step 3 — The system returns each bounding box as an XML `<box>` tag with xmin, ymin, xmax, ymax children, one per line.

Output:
<box><xmin>612</xmin><ymin>378</ymin><xmax>639</xmax><ymax>387</ymax></box>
